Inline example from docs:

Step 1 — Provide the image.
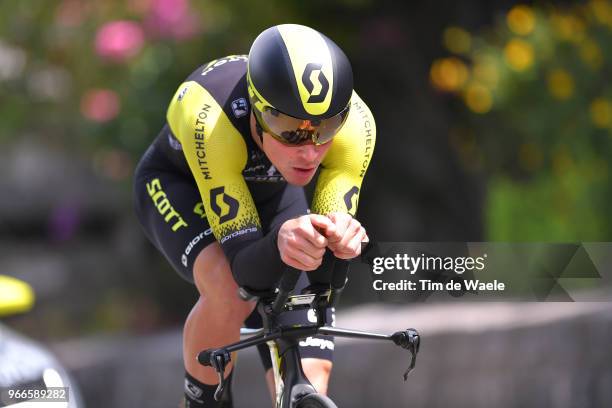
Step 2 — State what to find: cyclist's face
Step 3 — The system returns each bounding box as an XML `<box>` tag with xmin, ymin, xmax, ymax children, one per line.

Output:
<box><xmin>250</xmin><ymin>111</ymin><xmax>332</xmax><ymax>185</ymax></box>
<box><xmin>262</xmin><ymin>132</ymin><xmax>332</xmax><ymax>186</ymax></box>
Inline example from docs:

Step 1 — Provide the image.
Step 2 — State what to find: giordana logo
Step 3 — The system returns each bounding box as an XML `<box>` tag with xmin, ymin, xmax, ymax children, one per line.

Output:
<box><xmin>302</xmin><ymin>63</ymin><xmax>329</xmax><ymax>103</ymax></box>
<box><xmin>220</xmin><ymin>226</ymin><xmax>258</xmax><ymax>244</ymax></box>
<box><xmin>210</xmin><ymin>186</ymin><xmax>239</xmax><ymax>224</ymax></box>
<box><xmin>182</xmin><ymin>229</ymin><xmax>214</xmax><ymax>267</ymax></box>
<box><xmin>231</xmin><ymin>97</ymin><xmax>248</xmax><ymax>118</ymax></box>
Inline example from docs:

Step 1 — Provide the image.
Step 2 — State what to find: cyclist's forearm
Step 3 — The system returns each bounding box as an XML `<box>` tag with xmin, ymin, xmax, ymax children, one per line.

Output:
<box><xmin>225</xmin><ymin>224</ymin><xmax>284</xmax><ymax>292</ymax></box>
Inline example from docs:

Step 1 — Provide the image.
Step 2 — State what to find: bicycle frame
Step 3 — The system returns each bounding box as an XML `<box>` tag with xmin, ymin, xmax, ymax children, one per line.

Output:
<box><xmin>198</xmin><ymin>261</ymin><xmax>420</xmax><ymax>407</ymax></box>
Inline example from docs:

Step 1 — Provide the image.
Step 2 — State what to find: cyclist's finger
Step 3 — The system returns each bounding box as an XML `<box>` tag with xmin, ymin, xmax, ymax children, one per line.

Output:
<box><xmin>346</xmin><ymin>227</ymin><xmax>368</xmax><ymax>255</ymax></box>
<box><xmin>293</xmin><ymin>236</ymin><xmax>326</xmax><ymax>259</ymax></box>
<box><xmin>286</xmin><ymin>247</ymin><xmax>323</xmax><ymax>271</ymax></box>
<box><xmin>363</xmin><ymin>232</ymin><xmax>370</xmax><ymax>243</ymax></box>
<box><xmin>283</xmin><ymin>254</ymin><xmax>310</xmax><ymax>271</ymax></box>
<box><xmin>338</xmin><ymin>219</ymin><xmax>362</xmax><ymax>248</ymax></box>
<box><xmin>282</xmin><ymin>251</ymin><xmax>312</xmax><ymax>271</ymax></box>
<box><xmin>298</xmin><ymin>223</ymin><xmax>328</xmax><ymax>248</ymax></box>
<box><xmin>327</xmin><ymin>212</ymin><xmax>351</xmax><ymax>238</ymax></box>
<box><xmin>308</xmin><ymin>214</ymin><xmax>340</xmax><ymax>242</ymax></box>
<box><xmin>331</xmin><ymin>249</ymin><xmax>355</xmax><ymax>260</ymax></box>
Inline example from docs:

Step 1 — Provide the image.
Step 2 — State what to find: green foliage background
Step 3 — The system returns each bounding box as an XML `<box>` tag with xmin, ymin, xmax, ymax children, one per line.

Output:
<box><xmin>2</xmin><ymin>0</ymin><xmax>612</xmax><ymax>338</ymax></box>
<box><xmin>2</xmin><ymin>0</ymin><xmax>610</xmax><ymax>245</ymax></box>
<box><xmin>432</xmin><ymin>1</ymin><xmax>612</xmax><ymax>240</ymax></box>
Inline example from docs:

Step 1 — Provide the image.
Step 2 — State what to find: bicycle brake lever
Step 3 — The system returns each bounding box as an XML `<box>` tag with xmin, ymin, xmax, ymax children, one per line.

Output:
<box><xmin>209</xmin><ymin>350</ymin><xmax>231</xmax><ymax>401</ymax></box>
<box><xmin>391</xmin><ymin>328</ymin><xmax>420</xmax><ymax>381</ymax></box>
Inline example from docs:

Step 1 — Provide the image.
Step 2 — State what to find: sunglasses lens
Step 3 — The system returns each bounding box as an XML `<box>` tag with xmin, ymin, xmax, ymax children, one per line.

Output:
<box><xmin>257</xmin><ymin>104</ymin><xmax>350</xmax><ymax>145</ymax></box>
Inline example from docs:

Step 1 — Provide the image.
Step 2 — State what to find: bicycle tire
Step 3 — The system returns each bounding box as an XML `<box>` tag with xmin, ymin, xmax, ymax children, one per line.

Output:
<box><xmin>295</xmin><ymin>393</ymin><xmax>338</xmax><ymax>408</ymax></box>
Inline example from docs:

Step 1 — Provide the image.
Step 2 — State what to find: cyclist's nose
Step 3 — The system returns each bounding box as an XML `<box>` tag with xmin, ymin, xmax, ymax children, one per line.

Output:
<box><xmin>297</xmin><ymin>144</ymin><xmax>319</xmax><ymax>162</ymax></box>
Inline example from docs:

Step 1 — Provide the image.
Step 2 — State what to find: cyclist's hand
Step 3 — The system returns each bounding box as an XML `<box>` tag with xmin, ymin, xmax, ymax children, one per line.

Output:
<box><xmin>326</xmin><ymin>212</ymin><xmax>368</xmax><ymax>260</ymax></box>
<box><xmin>278</xmin><ymin>214</ymin><xmax>337</xmax><ymax>271</ymax></box>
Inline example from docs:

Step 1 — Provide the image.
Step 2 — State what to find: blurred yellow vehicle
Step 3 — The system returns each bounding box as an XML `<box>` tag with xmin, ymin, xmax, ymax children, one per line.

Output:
<box><xmin>0</xmin><ymin>275</ymin><xmax>83</xmax><ymax>408</ymax></box>
<box><xmin>0</xmin><ymin>276</ymin><xmax>35</xmax><ymax>318</ymax></box>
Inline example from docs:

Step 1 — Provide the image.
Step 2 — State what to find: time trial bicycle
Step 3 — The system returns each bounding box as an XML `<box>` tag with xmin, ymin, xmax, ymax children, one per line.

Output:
<box><xmin>197</xmin><ymin>260</ymin><xmax>420</xmax><ymax>408</ymax></box>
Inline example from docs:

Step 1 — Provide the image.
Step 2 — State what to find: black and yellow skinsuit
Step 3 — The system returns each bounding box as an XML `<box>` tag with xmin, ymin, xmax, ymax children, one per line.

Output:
<box><xmin>132</xmin><ymin>54</ymin><xmax>375</xmax><ymax>378</ymax></box>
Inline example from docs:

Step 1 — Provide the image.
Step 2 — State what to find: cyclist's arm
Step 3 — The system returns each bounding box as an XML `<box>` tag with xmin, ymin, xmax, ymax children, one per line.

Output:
<box><xmin>167</xmin><ymin>81</ymin><xmax>285</xmax><ymax>292</ymax></box>
<box><xmin>312</xmin><ymin>91</ymin><xmax>376</xmax><ymax>216</ymax></box>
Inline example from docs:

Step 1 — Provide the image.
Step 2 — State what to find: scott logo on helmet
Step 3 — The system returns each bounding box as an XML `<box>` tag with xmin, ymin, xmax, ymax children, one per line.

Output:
<box><xmin>302</xmin><ymin>63</ymin><xmax>330</xmax><ymax>103</ymax></box>
<box><xmin>210</xmin><ymin>186</ymin><xmax>239</xmax><ymax>224</ymax></box>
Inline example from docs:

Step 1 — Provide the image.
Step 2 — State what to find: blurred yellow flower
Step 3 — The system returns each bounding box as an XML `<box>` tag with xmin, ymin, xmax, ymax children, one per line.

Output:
<box><xmin>551</xmin><ymin>13</ymin><xmax>585</xmax><ymax>43</ymax></box>
<box><xmin>589</xmin><ymin>0</ymin><xmax>612</xmax><ymax>26</ymax></box>
<box><xmin>547</xmin><ymin>69</ymin><xmax>574</xmax><ymax>100</ymax></box>
<box><xmin>430</xmin><ymin>57</ymin><xmax>469</xmax><ymax>92</ymax></box>
<box><xmin>590</xmin><ymin>98</ymin><xmax>612</xmax><ymax>128</ymax></box>
<box><xmin>463</xmin><ymin>83</ymin><xmax>493</xmax><ymax>113</ymax></box>
<box><xmin>579</xmin><ymin>38</ymin><xmax>603</xmax><ymax>70</ymax></box>
<box><xmin>507</xmin><ymin>5</ymin><xmax>536</xmax><ymax>35</ymax></box>
<box><xmin>443</xmin><ymin>26</ymin><xmax>472</xmax><ymax>54</ymax></box>
<box><xmin>504</xmin><ymin>39</ymin><xmax>534</xmax><ymax>71</ymax></box>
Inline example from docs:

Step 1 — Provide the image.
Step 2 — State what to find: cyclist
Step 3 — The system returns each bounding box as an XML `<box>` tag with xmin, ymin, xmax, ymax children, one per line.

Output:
<box><xmin>133</xmin><ymin>23</ymin><xmax>376</xmax><ymax>407</ymax></box>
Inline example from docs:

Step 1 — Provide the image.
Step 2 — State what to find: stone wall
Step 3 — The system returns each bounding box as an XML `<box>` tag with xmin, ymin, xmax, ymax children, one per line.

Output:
<box><xmin>50</xmin><ymin>302</ymin><xmax>612</xmax><ymax>408</ymax></box>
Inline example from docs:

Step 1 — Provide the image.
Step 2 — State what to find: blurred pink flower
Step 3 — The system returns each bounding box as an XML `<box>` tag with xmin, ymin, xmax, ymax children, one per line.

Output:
<box><xmin>144</xmin><ymin>0</ymin><xmax>200</xmax><ymax>40</ymax></box>
<box><xmin>95</xmin><ymin>20</ymin><xmax>145</xmax><ymax>62</ymax></box>
<box><xmin>80</xmin><ymin>89</ymin><xmax>121</xmax><ymax>123</ymax></box>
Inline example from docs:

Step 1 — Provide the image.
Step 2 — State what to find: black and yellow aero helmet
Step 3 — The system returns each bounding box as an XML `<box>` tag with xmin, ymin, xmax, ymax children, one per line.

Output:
<box><xmin>247</xmin><ymin>24</ymin><xmax>353</xmax><ymax>145</ymax></box>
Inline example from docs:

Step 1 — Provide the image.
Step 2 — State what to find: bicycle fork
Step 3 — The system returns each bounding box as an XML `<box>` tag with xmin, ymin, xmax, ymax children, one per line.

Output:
<box><xmin>270</xmin><ymin>336</ymin><xmax>318</xmax><ymax>408</ymax></box>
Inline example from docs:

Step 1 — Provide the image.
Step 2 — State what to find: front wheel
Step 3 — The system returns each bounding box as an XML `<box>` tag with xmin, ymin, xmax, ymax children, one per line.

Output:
<box><xmin>296</xmin><ymin>393</ymin><xmax>338</xmax><ymax>408</ymax></box>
